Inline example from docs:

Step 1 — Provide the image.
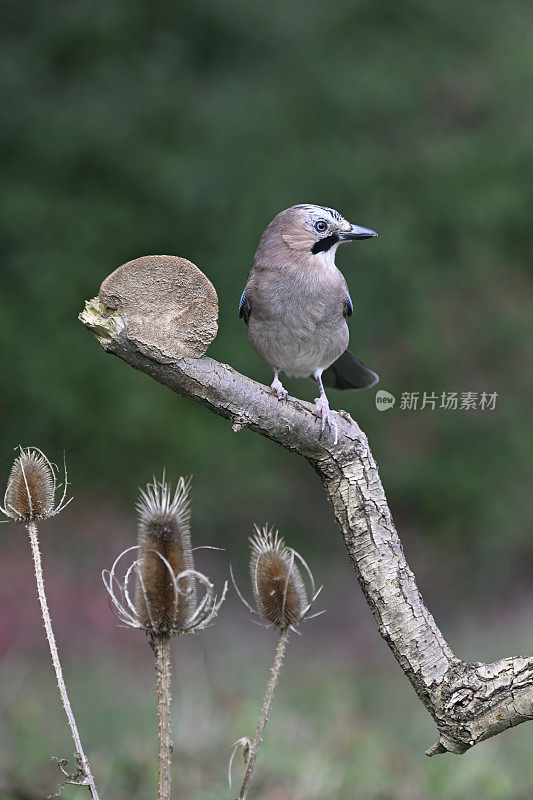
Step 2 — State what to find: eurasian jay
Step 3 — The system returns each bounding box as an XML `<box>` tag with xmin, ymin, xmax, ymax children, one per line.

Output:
<box><xmin>239</xmin><ymin>204</ymin><xmax>379</xmax><ymax>442</ymax></box>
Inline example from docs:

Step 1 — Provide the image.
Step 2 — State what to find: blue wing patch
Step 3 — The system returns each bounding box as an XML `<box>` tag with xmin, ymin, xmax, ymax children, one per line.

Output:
<box><xmin>238</xmin><ymin>289</ymin><xmax>247</xmax><ymax>317</ymax></box>
<box><xmin>239</xmin><ymin>288</ymin><xmax>251</xmax><ymax>323</ymax></box>
<box><xmin>345</xmin><ymin>294</ymin><xmax>354</xmax><ymax>317</ymax></box>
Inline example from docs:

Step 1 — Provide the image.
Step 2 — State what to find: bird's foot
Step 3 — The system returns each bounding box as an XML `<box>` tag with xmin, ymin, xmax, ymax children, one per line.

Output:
<box><xmin>314</xmin><ymin>395</ymin><xmax>338</xmax><ymax>445</ymax></box>
<box><xmin>270</xmin><ymin>375</ymin><xmax>288</xmax><ymax>400</ymax></box>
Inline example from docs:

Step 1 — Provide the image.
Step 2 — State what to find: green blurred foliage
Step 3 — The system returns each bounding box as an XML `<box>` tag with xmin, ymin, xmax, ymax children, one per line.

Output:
<box><xmin>1</xmin><ymin>0</ymin><xmax>532</xmax><ymax>596</ymax></box>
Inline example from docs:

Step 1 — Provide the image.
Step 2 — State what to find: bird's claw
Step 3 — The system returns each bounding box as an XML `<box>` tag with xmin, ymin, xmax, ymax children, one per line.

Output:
<box><xmin>314</xmin><ymin>395</ymin><xmax>338</xmax><ymax>445</ymax></box>
<box><xmin>270</xmin><ymin>376</ymin><xmax>288</xmax><ymax>400</ymax></box>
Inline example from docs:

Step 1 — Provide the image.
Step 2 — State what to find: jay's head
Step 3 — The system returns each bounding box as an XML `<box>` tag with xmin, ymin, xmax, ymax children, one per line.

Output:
<box><xmin>255</xmin><ymin>204</ymin><xmax>377</xmax><ymax>265</ymax></box>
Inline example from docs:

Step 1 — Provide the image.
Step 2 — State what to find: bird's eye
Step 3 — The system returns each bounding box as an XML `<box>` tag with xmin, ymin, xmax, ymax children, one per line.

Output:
<box><xmin>315</xmin><ymin>220</ymin><xmax>328</xmax><ymax>233</ymax></box>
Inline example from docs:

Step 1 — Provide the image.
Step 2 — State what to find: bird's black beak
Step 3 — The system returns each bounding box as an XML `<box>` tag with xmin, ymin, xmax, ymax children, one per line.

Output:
<box><xmin>338</xmin><ymin>224</ymin><xmax>378</xmax><ymax>240</ymax></box>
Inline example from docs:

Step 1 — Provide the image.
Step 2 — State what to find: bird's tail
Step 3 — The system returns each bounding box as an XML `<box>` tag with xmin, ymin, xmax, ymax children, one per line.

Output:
<box><xmin>321</xmin><ymin>349</ymin><xmax>379</xmax><ymax>391</ymax></box>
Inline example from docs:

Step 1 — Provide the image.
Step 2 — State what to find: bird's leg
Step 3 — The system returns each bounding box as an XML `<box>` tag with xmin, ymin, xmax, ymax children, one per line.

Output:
<box><xmin>313</xmin><ymin>372</ymin><xmax>338</xmax><ymax>445</ymax></box>
<box><xmin>270</xmin><ymin>369</ymin><xmax>288</xmax><ymax>401</ymax></box>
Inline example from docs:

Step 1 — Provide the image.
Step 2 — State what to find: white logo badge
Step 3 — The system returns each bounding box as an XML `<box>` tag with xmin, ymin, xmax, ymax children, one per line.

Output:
<box><xmin>375</xmin><ymin>390</ymin><xmax>396</xmax><ymax>411</ymax></box>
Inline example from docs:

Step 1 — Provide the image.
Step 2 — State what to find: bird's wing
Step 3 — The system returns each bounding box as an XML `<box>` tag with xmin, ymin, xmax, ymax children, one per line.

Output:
<box><xmin>343</xmin><ymin>293</ymin><xmax>354</xmax><ymax>317</ymax></box>
<box><xmin>238</xmin><ymin>288</ymin><xmax>251</xmax><ymax>324</ymax></box>
<box><xmin>322</xmin><ymin>349</ymin><xmax>379</xmax><ymax>390</ymax></box>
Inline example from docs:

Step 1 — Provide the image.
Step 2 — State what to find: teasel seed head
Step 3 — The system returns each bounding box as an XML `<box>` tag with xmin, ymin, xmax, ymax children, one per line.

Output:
<box><xmin>231</xmin><ymin>525</ymin><xmax>323</xmax><ymax>631</ymax></box>
<box><xmin>1</xmin><ymin>447</ymin><xmax>70</xmax><ymax>523</ymax></box>
<box><xmin>102</xmin><ymin>473</ymin><xmax>227</xmax><ymax>636</ymax></box>
<box><xmin>251</xmin><ymin>527</ymin><xmax>306</xmax><ymax>628</ymax></box>
<box><xmin>135</xmin><ymin>474</ymin><xmax>196</xmax><ymax>634</ymax></box>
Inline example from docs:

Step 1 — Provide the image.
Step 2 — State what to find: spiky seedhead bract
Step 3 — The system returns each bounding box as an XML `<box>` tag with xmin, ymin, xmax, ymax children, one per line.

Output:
<box><xmin>232</xmin><ymin>525</ymin><xmax>323</xmax><ymax>632</ymax></box>
<box><xmin>250</xmin><ymin>527</ymin><xmax>307</xmax><ymax>629</ymax></box>
<box><xmin>1</xmin><ymin>447</ymin><xmax>70</xmax><ymax>523</ymax></box>
<box><xmin>135</xmin><ymin>475</ymin><xmax>196</xmax><ymax>634</ymax></box>
<box><xmin>102</xmin><ymin>474</ymin><xmax>227</xmax><ymax>637</ymax></box>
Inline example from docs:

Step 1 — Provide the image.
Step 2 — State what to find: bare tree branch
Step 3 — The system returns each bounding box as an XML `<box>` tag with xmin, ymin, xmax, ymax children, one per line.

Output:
<box><xmin>80</xmin><ymin>277</ymin><xmax>533</xmax><ymax>757</ymax></box>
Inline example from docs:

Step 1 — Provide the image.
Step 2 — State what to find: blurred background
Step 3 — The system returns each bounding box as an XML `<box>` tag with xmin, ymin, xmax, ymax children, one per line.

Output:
<box><xmin>1</xmin><ymin>0</ymin><xmax>532</xmax><ymax>797</ymax></box>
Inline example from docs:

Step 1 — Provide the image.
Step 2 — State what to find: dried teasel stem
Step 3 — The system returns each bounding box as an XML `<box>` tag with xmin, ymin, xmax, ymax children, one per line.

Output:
<box><xmin>27</xmin><ymin>521</ymin><xmax>100</xmax><ymax>800</ymax></box>
<box><xmin>102</xmin><ymin>474</ymin><xmax>227</xmax><ymax>800</ymax></box>
<box><xmin>1</xmin><ymin>448</ymin><xmax>99</xmax><ymax>798</ymax></box>
<box><xmin>151</xmin><ymin>633</ymin><xmax>173</xmax><ymax>800</ymax></box>
<box><xmin>231</xmin><ymin>527</ymin><xmax>322</xmax><ymax>798</ymax></box>
<box><xmin>237</xmin><ymin>626</ymin><xmax>290</xmax><ymax>800</ymax></box>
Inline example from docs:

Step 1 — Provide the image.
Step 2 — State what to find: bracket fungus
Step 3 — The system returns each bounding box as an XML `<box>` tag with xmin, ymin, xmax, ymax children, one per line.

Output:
<box><xmin>96</xmin><ymin>254</ymin><xmax>218</xmax><ymax>363</ymax></box>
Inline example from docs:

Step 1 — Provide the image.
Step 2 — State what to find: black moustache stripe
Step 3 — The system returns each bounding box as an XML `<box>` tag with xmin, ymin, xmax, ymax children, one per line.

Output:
<box><xmin>312</xmin><ymin>234</ymin><xmax>339</xmax><ymax>254</ymax></box>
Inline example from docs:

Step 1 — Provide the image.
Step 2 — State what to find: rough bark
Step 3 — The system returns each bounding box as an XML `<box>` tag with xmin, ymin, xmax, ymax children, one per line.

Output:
<box><xmin>80</xmin><ymin>295</ymin><xmax>533</xmax><ymax>756</ymax></box>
